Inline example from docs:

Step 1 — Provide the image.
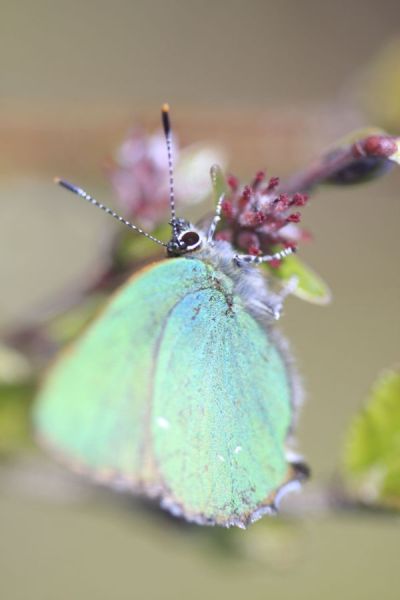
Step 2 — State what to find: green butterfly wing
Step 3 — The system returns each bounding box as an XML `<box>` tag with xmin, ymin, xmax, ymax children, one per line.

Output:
<box><xmin>35</xmin><ymin>259</ymin><xmax>212</xmax><ymax>487</ymax></box>
<box><xmin>35</xmin><ymin>257</ymin><xmax>297</xmax><ymax>527</ymax></box>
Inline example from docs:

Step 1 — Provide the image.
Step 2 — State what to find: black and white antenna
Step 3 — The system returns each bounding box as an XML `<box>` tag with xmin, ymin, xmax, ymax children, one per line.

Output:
<box><xmin>54</xmin><ymin>178</ymin><xmax>167</xmax><ymax>247</ymax></box>
<box><xmin>161</xmin><ymin>103</ymin><xmax>178</xmax><ymax>239</ymax></box>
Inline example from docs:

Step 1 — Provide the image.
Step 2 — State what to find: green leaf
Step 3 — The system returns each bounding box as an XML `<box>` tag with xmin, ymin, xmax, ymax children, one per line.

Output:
<box><xmin>0</xmin><ymin>381</ymin><xmax>36</xmax><ymax>454</ymax></box>
<box><xmin>343</xmin><ymin>368</ymin><xmax>400</xmax><ymax>508</ymax></box>
<box><xmin>265</xmin><ymin>254</ymin><xmax>331</xmax><ymax>305</ymax></box>
<box><xmin>0</xmin><ymin>345</ymin><xmax>36</xmax><ymax>454</ymax></box>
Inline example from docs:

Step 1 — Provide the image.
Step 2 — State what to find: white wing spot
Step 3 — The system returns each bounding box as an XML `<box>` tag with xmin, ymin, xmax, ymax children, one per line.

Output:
<box><xmin>217</xmin><ymin>454</ymin><xmax>225</xmax><ymax>462</ymax></box>
<box><xmin>156</xmin><ymin>416</ymin><xmax>170</xmax><ymax>430</ymax></box>
<box><xmin>234</xmin><ymin>446</ymin><xmax>242</xmax><ymax>454</ymax></box>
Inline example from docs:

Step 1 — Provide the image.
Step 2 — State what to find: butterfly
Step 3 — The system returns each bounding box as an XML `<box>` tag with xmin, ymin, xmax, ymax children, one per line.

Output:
<box><xmin>34</xmin><ymin>104</ymin><xmax>309</xmax><ymax>528</ymax></box>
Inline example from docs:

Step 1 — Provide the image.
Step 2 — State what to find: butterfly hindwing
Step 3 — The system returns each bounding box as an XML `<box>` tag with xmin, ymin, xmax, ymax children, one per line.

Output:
<box><xmin>151</xmin><ymin>282</ymin><xmax>293</xmax><ymax>526</ymax></box>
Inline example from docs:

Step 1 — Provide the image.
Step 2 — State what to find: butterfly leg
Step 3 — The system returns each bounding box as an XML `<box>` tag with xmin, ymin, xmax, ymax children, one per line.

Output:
<box><xmin>254</xmin><ymin>279</ymin><xmax>298</xmax><ymax>320</ymax></box>
<box><xmin>270</xmin><ymin>276</ymin><xmax>299</xmax><ymax>319</ymax></box>
<box><xmin>250</xmin><ymin>275</ymin><xmax>298</xmax><ymax>320</ymax></box>
<box><xmin>234</xmin><ymin>247</ymin><xmax>297</xmax><ymax>320</ymax></box>
<box><xmin>207</xmin><ymin>194</ymin><xmax>225</xmax><ymax>242</ymax></box>
<box><xmin>233</xmin><ymin>245</ymin><xmax>295</xmax><ymax>266</ymax></box>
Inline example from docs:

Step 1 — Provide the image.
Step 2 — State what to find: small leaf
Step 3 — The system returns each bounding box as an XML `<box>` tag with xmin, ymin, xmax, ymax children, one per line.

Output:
<box><xmin>266</xmin><ymin>254</ymin><xmax>331</xmax><ymax>304</ymax></box>
<box><xmin>0</xmin><ymin>381</ymin><xmax>36</xmax><ymax>454</ymax></box>
<box><xmin>0</xmin><ymin>345</ymin><xmax>36</xmax><ymax>454</ymax></box>
<box><xmin>343</xmin><ymin>368</ymin><xmax>400</xmax><ymax>508</ymax></box>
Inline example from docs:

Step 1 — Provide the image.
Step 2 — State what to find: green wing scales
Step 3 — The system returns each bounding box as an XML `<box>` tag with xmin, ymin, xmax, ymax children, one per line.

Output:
<box><xmin>35</xmin><ymin>257</ymin><xmax>297</xmax><ymax>526</ymax></box>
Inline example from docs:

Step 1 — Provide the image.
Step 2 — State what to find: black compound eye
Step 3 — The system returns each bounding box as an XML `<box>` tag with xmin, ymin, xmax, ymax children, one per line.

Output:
<box><xmin>180</xmin><ymin>231</ymin><xmax>201</xmax><ymax>250</ymax></box>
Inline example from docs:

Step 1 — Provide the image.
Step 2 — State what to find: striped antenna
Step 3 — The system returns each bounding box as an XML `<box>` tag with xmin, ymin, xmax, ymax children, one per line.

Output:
<box><xmin>54</xmin><ymin>178</ymin><xmax>167</xmax><ymax>247</ymax></box>
<box><xmin>161</xmin><ymin>103</ymin><xmax>178</xmax><ymax>238</ymax></box>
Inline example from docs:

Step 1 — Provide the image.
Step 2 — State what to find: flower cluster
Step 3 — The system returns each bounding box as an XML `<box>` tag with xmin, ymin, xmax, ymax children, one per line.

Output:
<box><xmin>108</xmin><ymin>128</ymin><xmax>226</xmax><ymax>230</ymax></box>
<box><xmin>218</xmin><ymin>171</ymin><xmax>310</xmax><ymax>265</ymax></box>
<box><xmin>107</xmin><ymin>128</ymin><xmax>177</xmax><ymax>229</ymax></box>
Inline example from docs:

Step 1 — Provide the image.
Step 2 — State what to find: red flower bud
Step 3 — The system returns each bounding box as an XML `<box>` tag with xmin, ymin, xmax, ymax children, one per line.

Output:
<box><xmin>251</xmin><ymin>171</ymin><xmax>265</xmax><ymax>190</ymax></box>
<box><xmin>221</xmin><ymin>199</ymin><xmax>234</xmax><ymax>219</ymax></box>
<box><xmin>286</xmin><ymin>212</ymin><xmax>301</xmax><ymax>223</ymax></box>
<box><xmin>264</xmin><ymin>176</ymin><xmax>280</xmax><ymax>194</ymax></box>
<box><xmin>291</xmin><ymin>193</ymin><xmax>308</xmax><ymax>207</ymax></box>
<box><xmin>227</xmin><ymin>174</ymin><xmax>239</xmax><ymax>192</ymax></box>
<box><xmin>353</xmin><ymin>135</ymin><xmax>398</xmax><ymax>159</ymax></box>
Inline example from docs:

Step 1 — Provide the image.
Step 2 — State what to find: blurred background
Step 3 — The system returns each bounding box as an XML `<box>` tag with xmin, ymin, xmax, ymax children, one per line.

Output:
<box><xmin>1</xmin><ymin>1</ymin><xmax>400</xmax><ymax>599</ymax></box>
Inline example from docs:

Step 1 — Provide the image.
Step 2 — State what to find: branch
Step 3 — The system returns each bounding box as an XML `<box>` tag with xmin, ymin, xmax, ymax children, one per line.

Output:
<box><xmin>282</xmin><ymin>134</ymin><xmax>398</xmax><ymax>194</ymax></box>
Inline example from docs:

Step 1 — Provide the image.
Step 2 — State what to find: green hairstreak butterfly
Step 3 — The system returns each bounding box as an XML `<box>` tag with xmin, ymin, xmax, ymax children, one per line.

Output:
<box><xmin>34</xmin><ymin>104</ymin><xmax>309</xmax><ymax>528</ymax></box>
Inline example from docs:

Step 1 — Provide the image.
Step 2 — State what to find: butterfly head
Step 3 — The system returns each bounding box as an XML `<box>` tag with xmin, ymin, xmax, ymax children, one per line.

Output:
<box><xmin>166</xmin><ymin>218</ymin><xmax>203</xmax><ymax>256</ymax></box>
